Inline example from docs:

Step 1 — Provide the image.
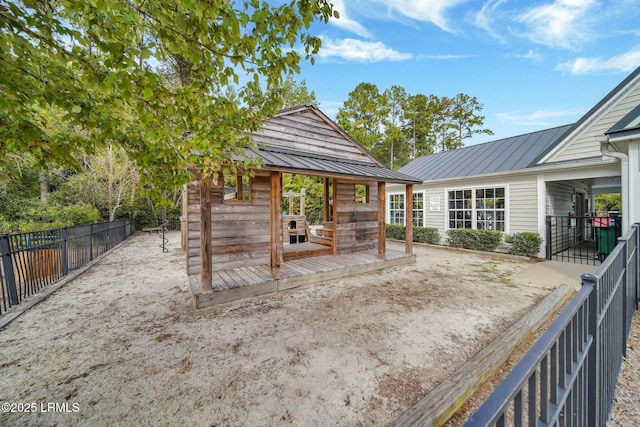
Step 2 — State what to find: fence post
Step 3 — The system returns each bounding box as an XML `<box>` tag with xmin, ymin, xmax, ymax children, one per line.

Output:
<box><xmin>61</xmin><ymin>227</ymin><xmax>68</xmax><ymax>276</ymax></box>
<box><xmin>0</xmin><ymin>234</ymin><xmax>18</xmax><ymax>306</ymax></box>
<box><xmin>621</xmin><ymin>239</ymin><xmax>628</xmax><ymax>358</ymax></box>
<box><xmin>583</xmin><ymin>272</ymin><xmax>600</xmax><ymax>427</ymax></box>
<box><xmin>546</xmin><ymin>216</ymin><xmax>552</xmax><ymax>260</ymax></box>
<box><xmin>89</xmin><ymin>223</ymin><xmax>94</xmax><ymax>261</ymax></box>
<box><xmin>635</xmin><ymin>223</ymin><xmax>640</xmax><ymax>307</ymax></box>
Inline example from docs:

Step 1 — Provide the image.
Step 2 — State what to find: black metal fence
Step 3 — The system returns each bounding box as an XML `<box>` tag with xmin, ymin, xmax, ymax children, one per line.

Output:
<box><xmin>466</xmin><ymin>223</ymin><xmax>639</xmax><ymax>427</ymax></box>
<box><xmin>546</xmin><ymin>215</ymin><xmax>623</xmax><ymax>265</ymax></box>
<box><xmin>0</xmin><ymin>219</ymin><xmax>135</xmax><ymax>316</ymax></box>
<box><xmin>134</xmin><ymin>217</ymin><xmax>181</xmax><ymax>231</ymax></box>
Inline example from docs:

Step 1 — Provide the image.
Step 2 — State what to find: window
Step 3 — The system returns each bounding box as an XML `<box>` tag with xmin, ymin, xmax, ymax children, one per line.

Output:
<box><xmin>475</xmin><ymin>188</ymin><xmax>505</xmax><ymax>231</ymax></box>
<box><xmin>447</xmin><ymin>187</ymin><xmax>506</xmax><ymax>231</ymax></box>
<box><xmin>389</xmin><ymin>194</ymin><xmax>404</xmax><ymax>225</ymax></box>
<box><xmin>448</xmin><ymin>190</ymin><xmax>473</xmax><ymax>229</ymax></box>
<box><xmin>413</xmin><ymin>192</ymin><xmax>424</xmax><ymax>227</ymax></box>
<box><xmin>355</xmin><ymin>184</ymin><xmax>369</xmax><ymax>203</ymax></box>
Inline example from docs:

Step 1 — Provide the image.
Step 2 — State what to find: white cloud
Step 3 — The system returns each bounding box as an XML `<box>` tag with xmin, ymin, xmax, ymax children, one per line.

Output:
<box><xmin>318</xmin><ymin>38</ymin><xmax>413</xmax><ymax>62</ymax></box>
<box><xmin>328</xmin><ymin>0</ymin><xmax>372</xmax><ymax>38</ymax></box>
<box><xmin>512</xmin><ymin>49</ymin><xmax>543</xmax><ymax>61</ymax></box>
<box><xmin>376</xmin><ymin>0</ymin><xmax>468</xmax><ymax>33</ymax></box>
<box><xmin>496</xmin><ymin>109</ymin><xmax>578</xmax><ymax>126</ymax></box>
<box><xmin>473</xmin><ymin>0</ymin><xmax>508</xmax><ymax>42</ymax></box>
<box><xmin>516</xmin><ymin>0</ymin><xmax>599</xmax><ymax>49</ymax></box>
<box><xmin>556</xmin><ymin>48</ymin><xmax>640</xmax><ymax>74</ymax></box>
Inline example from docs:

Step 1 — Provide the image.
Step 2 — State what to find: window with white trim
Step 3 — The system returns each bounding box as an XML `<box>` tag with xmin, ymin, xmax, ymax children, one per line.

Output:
<box><xmin>389</xmin><ymin>194</ymin><xmax>404</xmax><ymax>225</ymax></box>
<box><xmin>447</xmin><ymin>187</ymin><xmax>506</xmax><ymax>231</ymax></box>
<box><xmin>412</xmin><ymin>192</ymin><xmax>424</xmax><ymax>227</ymax></box>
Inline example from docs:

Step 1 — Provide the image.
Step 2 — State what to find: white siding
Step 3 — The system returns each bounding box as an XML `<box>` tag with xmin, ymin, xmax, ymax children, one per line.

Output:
<box><xmin>389</xmin><ymin>174</ymin><xmax>539</xmax><ymax>241</ymax></box>
<box><xmin>546</xmin><ymin>79</ymin><xmax>640</xmax><ymax>163</ymax></box>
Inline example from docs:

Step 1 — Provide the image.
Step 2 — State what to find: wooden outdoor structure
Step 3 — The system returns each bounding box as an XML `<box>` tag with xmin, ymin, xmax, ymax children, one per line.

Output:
<box><xmin>183</xmin><ymin>105</ymin><xmax>420</xmax><ymax>308</ymax></box>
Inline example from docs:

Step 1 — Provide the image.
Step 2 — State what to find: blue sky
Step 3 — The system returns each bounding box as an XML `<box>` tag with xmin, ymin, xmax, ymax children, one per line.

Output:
<box><xmin>296</xmin><ymin>0</ymin><xmax>640</xmax><ymax>145</ymax></box>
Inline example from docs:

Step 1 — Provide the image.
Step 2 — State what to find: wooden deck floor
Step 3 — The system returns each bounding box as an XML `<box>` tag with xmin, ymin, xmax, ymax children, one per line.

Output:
<box><xmin>189</xmin><ymin>249</ymin><xmax>415</xmax><ymax>308</ymax></box>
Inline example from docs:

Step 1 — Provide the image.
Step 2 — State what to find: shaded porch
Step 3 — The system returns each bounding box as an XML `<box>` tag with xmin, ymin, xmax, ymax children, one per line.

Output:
<box><xmin>189</xmin><ymin>248</ymin><xmax>415</xmax><ymax>308</ymax></box>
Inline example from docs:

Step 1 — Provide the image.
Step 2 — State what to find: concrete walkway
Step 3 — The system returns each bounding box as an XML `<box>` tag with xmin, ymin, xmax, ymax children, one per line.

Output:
<box><xmin>514</xmin><ymin>260</ymin><xmax>597</xmax><ymax>290</ymax></box>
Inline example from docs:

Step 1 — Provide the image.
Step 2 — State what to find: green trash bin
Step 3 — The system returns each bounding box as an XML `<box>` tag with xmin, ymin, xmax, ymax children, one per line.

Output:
<box><xmin>595</xmin><ymin>226</ymin><xmax>617</xmax><ymax>261</ymax></box>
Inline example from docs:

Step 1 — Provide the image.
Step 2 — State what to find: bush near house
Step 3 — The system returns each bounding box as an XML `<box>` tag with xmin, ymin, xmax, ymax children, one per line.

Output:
<box><xmin>446</xmin><ymin>229</ymin><xmax>503</xmax><ymax>252</ymax></box>
<box><xmin>505</xmin><ymin>232</ymin><xmax>543</xmax><ymax>258</ymax></box>
<box><xmin>385</xmin><ymin>224</ymin><xmax>441</xmax><ymax>244</ymax></box>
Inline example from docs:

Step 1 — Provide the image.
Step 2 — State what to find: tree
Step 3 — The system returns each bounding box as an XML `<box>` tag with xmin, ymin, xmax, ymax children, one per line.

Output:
<box><xmin>336</xmin><ymin>83</ymin><xmax>387</xmax><ymax>151</ymax></box>
<box><xmin>0</xmin><ymin>1</ymin><xmax>336</xmax><ymax>190</ymax></box>
<box><xmin>280</xmin><ymin>77</ymin><xmax>318</xmax><ymax>109</ymax></box>
<box><xmin>381</xmin><ymin>85</ymin><xmax>410</xmax><ymax>169</ymax></box>
<box><xmin>449</xmin><ymin>93</ymin><xmax>493</xmax><ymax>149</ymax></box>
<box><xmin>404</xmin><ymin>94</ymin><xmax>439</xmax><ymax>157</ymax></box>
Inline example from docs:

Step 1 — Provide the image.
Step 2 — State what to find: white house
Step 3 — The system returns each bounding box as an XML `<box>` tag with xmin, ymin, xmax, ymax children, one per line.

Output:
<box><xmin>387</xmin><ymin>66</ymin><xmax>640</xmax><ymax>261</ymax></box>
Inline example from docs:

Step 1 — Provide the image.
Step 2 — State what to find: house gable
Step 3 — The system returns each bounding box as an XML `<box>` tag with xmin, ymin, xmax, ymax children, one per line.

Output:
<box><xmin>538</xmin><ymin>67</ymin><xmax>640</xmax><ymax>164</ymax></box>
<box><xmin>250</xmin><ymin>105</ymin><xmax>381</xmax><ymax>165</ymax></box>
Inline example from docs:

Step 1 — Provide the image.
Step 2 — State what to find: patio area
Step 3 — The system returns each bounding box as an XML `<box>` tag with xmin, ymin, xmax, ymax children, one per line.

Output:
<box><xmin>189</xmin><ymin>248</ymin><xmax>415</xmax><ymax>307</ymax></box>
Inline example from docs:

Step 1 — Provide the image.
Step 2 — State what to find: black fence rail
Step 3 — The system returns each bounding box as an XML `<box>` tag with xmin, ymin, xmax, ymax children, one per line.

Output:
<box><xmin>134</xmin><ymin>217</ymin><xmax>181</xmax><ymax>231</ymax></box>
<box><xmin>546</xmin><ymin>215</ymin><xmax>622</xmax><ymax>265</ymax></box>
<box><xmin>0</xmin><ymin>219</ymin><xmax>135</xmax><ymax>317</ymax></box>
<box><xmin>466</xmin><ymin>223</ymin><xmax>639</xmax><ymax>427</ymax></box>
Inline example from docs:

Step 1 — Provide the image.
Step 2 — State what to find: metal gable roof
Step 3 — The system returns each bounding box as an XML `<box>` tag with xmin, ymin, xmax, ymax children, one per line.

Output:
<box><xmin>606</xmin><ymin>104</ymin><xmax>640</xmax><ymax>137</ymax></box>
<box><xmin>399</xmin><ymin>124</ymin><xmax>572</xmax><ymax>182</ymax></box>
<box><xmin>244</xmin><ymin>145</ymin><xmax>421</xmax><ymax>184</ymax></box>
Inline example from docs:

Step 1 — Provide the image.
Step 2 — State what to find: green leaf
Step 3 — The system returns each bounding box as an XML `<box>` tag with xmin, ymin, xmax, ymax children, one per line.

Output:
<box><xmin>71</xmin><ymin>106</ymin><xmax>82</xmax><ymax>114</ymax></box>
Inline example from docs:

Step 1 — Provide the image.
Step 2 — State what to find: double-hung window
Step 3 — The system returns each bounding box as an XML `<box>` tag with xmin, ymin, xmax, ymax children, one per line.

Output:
<box><xmin>412</xmin><ymin>192</ymin><xmax>424</xmax><ymax>227</ymax></box>
<box><xmin>447</xmin><ymin>187</ymin><xmax>506</xmax><ymax>231</ymax></box>
<box><xmin>389</xmin><ymin>192</ymin><xmax>425</xmax><ymax>226</ymax></box>
<box><xmin>389</xmin><ymin>194</ymin><xmax>404</xmax><ymax>225</ymax></box>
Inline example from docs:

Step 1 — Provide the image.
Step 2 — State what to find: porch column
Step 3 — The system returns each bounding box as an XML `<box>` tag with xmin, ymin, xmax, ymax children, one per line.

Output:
<box><xmin>405</xmin><ymin>184</ymin><xmax>413</xmax><ymax>255</ymax></box>
<box><xmin>630</xmin><ymin>140</ymin><xmax>640</xmax><ymax>225</ymax></box>
<box><xmin>332</xmin><ymin>178</ymin><xmax>338</xmax><ymax>255</ymax></box>
<box><xmin>324</xmin><ymin>178</ymin><xmax>331</xmax><ymax>222</ymax></box>
<box><xmin>270</xmin><ymin>171</ymin><xmax>283</xmax><ymax>278</ymax></box>
<box><xmin>199</xmin><ymin>179</ymin><xmax>212</xmax><ymax>292</ymax></box>
<box><xmin>378</xmin><ymin>182</ymin><xmax>386</xmax><ymax>259</ymax></box>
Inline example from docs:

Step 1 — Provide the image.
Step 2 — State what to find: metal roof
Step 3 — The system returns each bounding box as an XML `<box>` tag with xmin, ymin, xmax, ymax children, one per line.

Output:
<box><xmin>244</xmin><ymin>145</ymin><xmax>421</xmax><ymax>184</ymax></box>
<box><xmin>606</xmin><ymin>104</ymin><xmax>640</xmax><ymax>137</ymax></box>
<box><xmin>399</xmin><ymin>124</ymin><xmax>572</xmax><ymax>181</ymax></box>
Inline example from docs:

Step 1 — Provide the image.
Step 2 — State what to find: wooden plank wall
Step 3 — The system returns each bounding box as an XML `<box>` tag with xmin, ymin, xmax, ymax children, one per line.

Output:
<box><xmin>186</xmin><ymin>170</ymin><xmax>271</xmax><ymax>274</ymax></box>
<box><xmin>250</xmin><ymin>109</ymin><xmax>375</xmax><ymax>164</ymax></box>
<box><xmin>335</xmin><ymin>180</ymin><xmax>379</xmax><ymax>254</ymax></box>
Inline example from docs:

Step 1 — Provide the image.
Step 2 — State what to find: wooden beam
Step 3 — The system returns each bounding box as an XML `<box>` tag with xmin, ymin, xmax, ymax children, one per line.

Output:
<box><xmin>390</xmin><ymin>284</ymin><xmax>574</xmax><ymax>427</ymax></box>
<box><xmin>324</xmin><ymin>178</ymin><xmax>330</xmax><ymax>222</ymax></box>
<box><xmin>378</xmin><ymin>182</ymin><xmax>386</xmax><ymax>259</ymax></box>
<box><xmin>270</xmin><ymin>171</ymin><xmax>283</xmax><ymax>278</ymax></box>
<box><xmin>235</xmin><ymin>173</ymin><xmax>242</xmax><ymax>200</ymax></box>
<box><xmin>405</xmin><ymin>184</ymin><xmax>413</xmax><ymax>255</ymax></box>
<box><xmin>332</xmin><ymin>178</ymin><xmax>338</xmax><ymax>254</ymax></box>
<box><xmin>199</xmin><ymin>179</ymin><xmax>213</xmax><ymax>292</ymax></box>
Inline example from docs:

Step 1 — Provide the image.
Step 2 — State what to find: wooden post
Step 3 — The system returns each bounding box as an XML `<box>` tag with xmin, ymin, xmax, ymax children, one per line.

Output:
<box><xmin>270</xmin><ymin>172</ymin><xmax>283</xmax><ymax>278</ymax></box>
<box><xmin>200</xmin><ymin>179</ymin><xmax>213</xmax><ymax>292</ymax></box>
<box><xmin>235</xmin><ymin>173</ymin><xmax>243</xmax><ymax>200</ymax></box>
<box><xmin>324</xmin><ymin>178</ymin><xmax>330</xmax><ymax>222</ymax></box>
<box><xmin>405</xmin><ymin>184</ymin><xmax>413</xmax><ymax>255</ymax></box>
<box><xmin>332</xmin><ymin>178</ymin><xmax>338</xmax><ymax>254</ymax></box>
<box><xmin>378</xmin><ymin>182</ymin><xmax>386</xmax><ymax>259</ymax></box>
<box><xmin>287</xmin><ymin>190</ymin><xmax>294</xmax><ymax>215</ymax></box>
<box><xmin>300</xmin><ymin>188</ymin><xmax>306</xmax><ymax>216</ymax></box>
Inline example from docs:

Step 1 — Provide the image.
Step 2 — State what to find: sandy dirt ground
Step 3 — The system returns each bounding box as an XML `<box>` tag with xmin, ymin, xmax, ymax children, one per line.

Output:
<box><xmin>0</xmin><ymin>232</ymin><xmax>561</xmax><ymax>426</ymax></box>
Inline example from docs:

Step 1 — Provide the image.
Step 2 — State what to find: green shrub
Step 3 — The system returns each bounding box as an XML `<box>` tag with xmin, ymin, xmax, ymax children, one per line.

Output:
<box><xmin>386</xmin><ymin>224</ymin><xmax>405</xmax><ymax>240</ymax></box>
<box><xmin>413</xmin><ymin>226</ymin><xmax>441</xmax><ymax>244</ymax></box>
<box><xmin>505</xmin><ymin>232</ymin><xmax>542</xmax><ymax>257</ymax></box>
<box><xmin>446</xmin><ymin>229</ymin><xmax>503</xmax><ymax>252</ymax></box>
<box><xmin>385</xmin><ymin>224</ymin><xmax>441</xmax><ymax>244</ymax></box>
